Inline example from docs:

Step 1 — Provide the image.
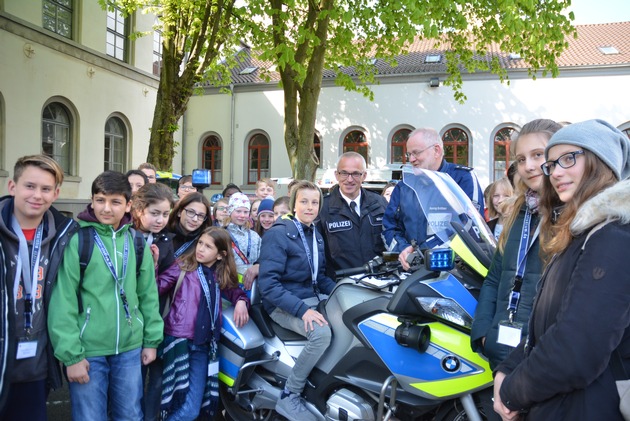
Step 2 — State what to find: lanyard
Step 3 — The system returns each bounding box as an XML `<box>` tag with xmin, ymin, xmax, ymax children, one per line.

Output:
<box><xmin>93</xmin><ymin>229</ymin><xmax>132</xmax><ymax>325</ymax></box>
<box><xmin>293</xmin><ymin>219</ymin><xmax>319</xmax><ymax>292</ymax></box>
<box><xmin>11</xmin><ymin>218</ymin><xmax>44</xmax><ymax>334</ymax></box>
<box><xmin>174</xmin><ymin>240</ymin><xmax>194</xmax><ymax>258</ymax></box>
<box><xmin>229</xmin><ymin>229</ymin><xmax>251</xmax><ymax>265</ymax></box>
<box><xmin>197</xmin><ymin>265</ymin><xmax>220</xmax><ymax>356</ymax></box>
<box><xmin>507</xmin><ymin>211</ymin><xmax>540</xmax><ymax>322</ymax></box>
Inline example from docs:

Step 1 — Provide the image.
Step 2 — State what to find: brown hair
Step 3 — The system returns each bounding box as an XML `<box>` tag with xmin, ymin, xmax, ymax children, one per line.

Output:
<box><xmin>131</xmin><ymin>183</ymin><xmax>175</xmax><ymax>228</ymax></box>
<box><xmin>178</xmin><ymin>227</ymin><xmax>239</xmax><ymax>290</ymax></box>
<box><xmin>539</xmin><ymin>151</ymin><xmax>617</xmax><ymax>262</ymax></box>
<box><xmin>498</xmin><ymin>119</ymin><xmax>562</xmax><ymax>253</ymax></box>
<box><xmin>167</xmin><ymin>192</ymin><xmax>211</xmax><ymax>232</ymax></box>
<box><xmin>13</xmin><ymin>154</ymin><xmax>64</xmax><ymax>187</ymax></box>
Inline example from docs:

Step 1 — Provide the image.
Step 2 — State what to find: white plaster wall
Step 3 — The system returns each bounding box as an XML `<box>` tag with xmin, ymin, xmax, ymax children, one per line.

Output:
<box><xmin>192</xmin><ymin>70</ymin><xmax>630</xmax><ymax>190</ymax></box>
<box><xmin>0</xmin><ymin>28</ymin><xmax>157</xmax><ymax>199</ymax></box>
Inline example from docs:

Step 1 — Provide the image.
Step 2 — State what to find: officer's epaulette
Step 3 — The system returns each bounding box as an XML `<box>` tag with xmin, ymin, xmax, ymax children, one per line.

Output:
<box><xmin>453</xmin><ymin>164</ymin><xmax>474</xmax><ymax>171</ymax></box>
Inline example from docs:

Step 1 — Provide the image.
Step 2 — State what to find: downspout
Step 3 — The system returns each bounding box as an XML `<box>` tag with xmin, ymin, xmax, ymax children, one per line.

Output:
<box><xmin>229</xmin><ymin>83</ymin><xmax>235</xmax><ymax>183</ymax></box>
<box><xmin>180</xmin><ymin>111</ymin><xmax>186</xmax><ymax>173</ymax></box>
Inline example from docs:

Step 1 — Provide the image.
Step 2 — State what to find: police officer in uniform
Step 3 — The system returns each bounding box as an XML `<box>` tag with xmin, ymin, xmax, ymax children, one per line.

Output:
<box><xmin>316</xmin><ymin>152</ymin><xmax>388</xmax><ymax>277</ymax></box>
<box><xmin>382</xmin><ymin>127</ymin><xmax>484</xmax><ymax>270</ymax></box>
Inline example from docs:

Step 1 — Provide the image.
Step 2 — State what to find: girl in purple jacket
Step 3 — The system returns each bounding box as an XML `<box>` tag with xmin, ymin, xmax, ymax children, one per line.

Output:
<box><xmin>158</xmin><ymin>227</ymin><xmax>249</xmax><ymax>421</ymax></box>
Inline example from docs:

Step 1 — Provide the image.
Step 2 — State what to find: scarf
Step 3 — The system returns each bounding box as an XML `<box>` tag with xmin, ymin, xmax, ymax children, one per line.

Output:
<box><xmin>525</xmin><ymin>189</ymin><xmax>540</xmax><ymax>215</ymax></box>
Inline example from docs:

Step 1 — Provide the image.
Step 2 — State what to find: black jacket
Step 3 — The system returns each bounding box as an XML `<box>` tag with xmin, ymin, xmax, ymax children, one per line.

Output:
<box><xmin>497</xmin><ymin>181</ymin><xmax>630</xmax><ymax>420</ymax></box>
<box><xmin>0</xmin><ymin>196</ymin><xmax>79</xmax><ymax>396</ymax></box>
<box><xmin>316</xmin><ymin>186</ymin><xmax>387</xmax><ymax>277</ymax></box>
<box><xmin>471</xmin><ymin>206</ymin><xmax>542</xmax><ymax>369</ymax></box>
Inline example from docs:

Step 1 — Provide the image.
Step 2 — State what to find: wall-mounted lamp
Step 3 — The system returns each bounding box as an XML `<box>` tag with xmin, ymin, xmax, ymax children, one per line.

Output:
<box><xmin>87</xmin><ymin>67</ymin><xmax>95</xmax><ymax>78</ymax></box>
<box><xmin>429</xmin><ymin>77</ymin><xmax>440</xmax><ymax>88</ymax></box>
<box><xmin>142</xmin><ymin>87</ymin><xmax>150</xmax><ymax>97</ymax></box>
<box><xmin>23</xmin><ymin>43</ymin><xmax>35</xmax><ymax>58</ymax></box>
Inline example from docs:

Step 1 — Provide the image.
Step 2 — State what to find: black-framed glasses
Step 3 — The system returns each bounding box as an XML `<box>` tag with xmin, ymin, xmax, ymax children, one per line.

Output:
<box><xmin>541</xmin><ymin>150</ymin><xmax>585</xmax><ymax>176</ymax></box>
<box><xmin>183</xmin><ymin>207</ymin><xmax>207</xmax><ymax>221</ymax></box>
<box><xmin>405</xmin><ymin>144</ymin><xmax>436</xmax><ymax>160</ymax></box>
<box><xmin>336</xmin><ymin>170</ymin><xmax>364</xmax><ymax>179</ymax></box>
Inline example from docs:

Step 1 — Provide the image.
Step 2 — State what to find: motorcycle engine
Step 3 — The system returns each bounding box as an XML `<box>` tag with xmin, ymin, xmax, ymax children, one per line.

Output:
<box><xmin>325</xmin><ymin>388</ymin><xmax>375</xmax><ymax>421</ymax></box>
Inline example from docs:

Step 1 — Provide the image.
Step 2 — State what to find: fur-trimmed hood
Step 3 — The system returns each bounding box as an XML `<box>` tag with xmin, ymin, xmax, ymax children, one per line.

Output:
<box><xmin>571</xmin><ymin>178</ymin><xmax>630</xmax><ymax>235</ymax></box>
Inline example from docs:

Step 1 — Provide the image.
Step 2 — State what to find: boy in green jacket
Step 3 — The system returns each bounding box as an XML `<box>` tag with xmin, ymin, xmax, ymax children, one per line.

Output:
<box><xmin>48</xmin><ymin>171</ymin><xmax>163</xmax><ymax>420</ymax></box>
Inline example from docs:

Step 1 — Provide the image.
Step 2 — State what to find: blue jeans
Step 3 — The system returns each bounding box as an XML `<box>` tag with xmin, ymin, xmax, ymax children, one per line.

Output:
<box><xmin>165</xmin><ymin>342</ymin><xmax>209</xmax><ymax>421</ymax></box>
<box><xmin>270</xmin><ymin>307</ymin><xmax>332</xmax><ymax>394</ymax></box>
<box><xmin>69</xmin><ymin>348</ymin><xmax>143</xmax><ymax>421</ymax></box>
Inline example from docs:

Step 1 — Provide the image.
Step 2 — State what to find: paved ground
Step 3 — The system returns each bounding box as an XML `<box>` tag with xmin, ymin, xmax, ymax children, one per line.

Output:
<box><xmin>46</xmin><ymin>385</ymin><xmax>72</xmax><ymax>420</ymax></box>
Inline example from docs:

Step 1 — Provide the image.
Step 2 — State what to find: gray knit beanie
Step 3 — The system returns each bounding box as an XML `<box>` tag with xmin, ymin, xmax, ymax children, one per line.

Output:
<box><xmin>545</xmin><ymin>119</ymin><xmax>630</xmax><ymax>180</ymax></box>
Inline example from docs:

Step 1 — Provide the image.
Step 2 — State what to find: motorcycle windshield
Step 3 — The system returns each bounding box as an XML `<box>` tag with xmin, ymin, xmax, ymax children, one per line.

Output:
<box><xmin>401</xmin><ymin>166</ymin><xmax>496</xmax><ymax>268</ymax></box>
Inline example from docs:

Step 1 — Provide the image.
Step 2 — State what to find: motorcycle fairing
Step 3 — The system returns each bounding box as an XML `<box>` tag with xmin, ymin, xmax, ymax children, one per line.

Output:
<box><xmin>358</xmin><ymin>312</ymin><xmax>492</xmax><ymax>399</ymax></box>
<box><xmin>422</xmin><ymin>273</ymin><xmax>478</xmax><ymax>319</ymax></box>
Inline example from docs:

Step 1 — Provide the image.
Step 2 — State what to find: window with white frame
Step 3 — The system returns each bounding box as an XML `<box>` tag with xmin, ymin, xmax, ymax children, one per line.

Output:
<box><xmin>106</xmin><ymin>6</ymin><xmax>128</xmax><ymax>61</ymax></box>
<box><xmin>42</xmin><ymin>102</ymin><xmax>72</xmax><ymax>174</ymax></box>
<box><xmin>104</xmin><ymin>117</ymin><xmax>127</xmax><ymax>173</ymax></box>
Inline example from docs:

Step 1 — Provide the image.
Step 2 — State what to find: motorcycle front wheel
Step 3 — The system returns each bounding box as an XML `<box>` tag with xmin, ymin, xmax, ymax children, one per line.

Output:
<box><xmin>220</xmin><ymin>383</ymin><xmax>279</xmax><ymax>421</ymax></box>
<box><xmin>432</xmin><ymin>388</ymin><xmax>495</xmax><ymax>421</ymax></box>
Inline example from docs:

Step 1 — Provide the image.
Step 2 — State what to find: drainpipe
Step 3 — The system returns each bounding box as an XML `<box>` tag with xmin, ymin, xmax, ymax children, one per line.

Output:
<box><xmin>180</xmin><ymin>111</ymin><xmax>186</xmax><ymax>173</ymax></box>
<box><xmin>229</xmin><ymin>83</ymin><xmax>235</xmax><ymax>183</ymax></box>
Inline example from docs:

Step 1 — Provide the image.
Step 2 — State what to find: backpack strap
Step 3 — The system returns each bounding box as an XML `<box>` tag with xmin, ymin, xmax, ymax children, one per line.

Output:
<box><xmin>129</xmin><ymin>227</ymin><xmax>145</xmax><ymax>280</ymax></box>
<box><xmin>77</xmin><ymin>227</ymin><xmax>95</xmax><ymax>314</ymax></box>
<box><xmin>162</xmin><ymin>270</ymin><xmax>186</xmax><ymax>319</ymax></box>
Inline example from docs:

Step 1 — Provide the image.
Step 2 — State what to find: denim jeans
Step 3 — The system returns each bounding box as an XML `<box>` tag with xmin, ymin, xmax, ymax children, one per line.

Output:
<box><xmin>142</xmin><ymin>358</ymin><xmax>163</xmax><ymax>421</ymax></box>
<box><xmin>165</xmin><ymin>342</ymin><xmax>209</xmax><ymax>421</ymax></box>
<box><xmin>270</xmin><ymin>307</ymin><xmax>332</xmax><ymax>394</ymax></box>
<box><xmin>69</xmin><ymin>348</ymin><xmax>143</xmax><ymax>421</ymax></box>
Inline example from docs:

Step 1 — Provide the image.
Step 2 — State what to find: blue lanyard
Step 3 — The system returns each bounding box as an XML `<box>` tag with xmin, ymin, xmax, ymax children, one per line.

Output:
<box><xmin>292</xmin><ymin>219</ymin><xmax>319</xmax><ymax>291</ymax></box>
<box><xmin>507</xmin><ymin>211</ymin><xmax>540</xmax><ymax>322</ymax></box>
<box><xmin>11</xmin><ymin>218</ymin><xmax>44</xmax><ymax>334</ymax></box>
<box><xmin>197</xmin><ymin>265</ymin><xmax>220</xmax><ymax>355</ymax></box>
<box><xmin>93</xmin><ymin>229</ymin><xmax>132</xmax><ymax>324</ymax></box>
<box><xmin>174</xmin><ymin>239</ymin><xmax>195</xmax><ymax>258</ymax></box>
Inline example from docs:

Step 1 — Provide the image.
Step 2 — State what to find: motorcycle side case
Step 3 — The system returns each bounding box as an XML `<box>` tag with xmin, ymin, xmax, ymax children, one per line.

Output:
<box><xmin>219</xmin><ymin>305</ymin><xmax>265</xmax><ymax>387</ymax></box>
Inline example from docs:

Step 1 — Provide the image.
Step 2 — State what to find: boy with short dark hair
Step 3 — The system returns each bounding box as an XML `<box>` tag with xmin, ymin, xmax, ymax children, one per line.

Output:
<box><xmin>48</xmin><ymin>171</ymin><xmax>163</xmax><ymax>420</ymax></box>
<box><xmin>0</xmin><ymin>154</ymin><xmax>79</xmax><ymax>420</ymax></box>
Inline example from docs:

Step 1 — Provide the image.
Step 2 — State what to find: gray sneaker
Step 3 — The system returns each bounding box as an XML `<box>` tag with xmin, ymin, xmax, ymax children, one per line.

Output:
<box><xmin>275</xmin><ymin>392</ymin><xmax>317</xmax><ymax>421</ymax></box>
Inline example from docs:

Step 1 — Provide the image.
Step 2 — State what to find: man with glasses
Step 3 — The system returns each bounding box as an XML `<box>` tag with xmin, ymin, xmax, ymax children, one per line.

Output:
<box><xmin>138</xmin><ymin>163</ymin><xmax>158</xmax><ymax>184</ymax></box>
<box><xmin>316</xmin><ymin>152</ymin><xmax>388</xmax><ymax>277</ymax></box>
<box><xmin>383</xmin><ymin>128</ymin><xmax>484</xmax><ymax>270</ymax></box>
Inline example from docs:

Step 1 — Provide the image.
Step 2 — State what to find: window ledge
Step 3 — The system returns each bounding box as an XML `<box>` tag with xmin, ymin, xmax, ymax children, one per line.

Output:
<box><xmin>64</xmin><ymin>175</ymin><xmax>83</xmax><ymax>183</ymax></box>
<box><xmin>0</xmin><ymin>170</ymin><xmax>9</xmax><ymax>178</ymax></box>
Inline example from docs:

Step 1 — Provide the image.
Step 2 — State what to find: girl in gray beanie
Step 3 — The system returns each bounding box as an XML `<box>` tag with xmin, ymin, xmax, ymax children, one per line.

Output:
<box><xmin>493</xmin><ymin>119</ymin><xmax>630</xmax><ymax>420</ymax></box>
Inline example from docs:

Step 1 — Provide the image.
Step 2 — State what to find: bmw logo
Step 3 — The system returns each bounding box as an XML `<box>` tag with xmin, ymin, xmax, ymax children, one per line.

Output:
<box><xmin>441</xmin><ymin>355</ymin><xmax>461</xmax><ymax>373</ymax></box>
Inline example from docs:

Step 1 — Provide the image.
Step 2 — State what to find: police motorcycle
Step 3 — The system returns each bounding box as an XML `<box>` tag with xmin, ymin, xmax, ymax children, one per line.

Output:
<box><xmin>218</xmin><ymin>167</ymin><xmax>497</xmax><ymax>420</ymax></box>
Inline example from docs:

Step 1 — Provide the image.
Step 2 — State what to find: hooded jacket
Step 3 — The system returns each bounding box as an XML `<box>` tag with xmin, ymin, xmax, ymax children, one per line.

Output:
<box><xmin>497</xmin><ymin>180</ymin><xmax>630</xmax><ymax>420</ymax></box>
<box><xmin>259</xmin><ymin>215</ymin><xmax>336</xmax><ymax>318</ymax></box>
<box><xmin>471</xmin><ymin>205</ymin><xmax>542</xmax><ymax>369</ymax></box>
<box><xmin>0</xmin><ymin>195</ymin><xmax>78</xmax><ymax>395</ymax></box>
<box><xmin>48</xmin><ymin>205</ymin><xmax>163</xmax><ymax>367</ymax></box>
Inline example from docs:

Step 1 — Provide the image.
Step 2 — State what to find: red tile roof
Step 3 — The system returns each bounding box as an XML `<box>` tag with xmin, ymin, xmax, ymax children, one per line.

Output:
<box><xmin>211</xmin><ymin>21</ymin><xmax>630</xmax><ymax>86</ymax></box>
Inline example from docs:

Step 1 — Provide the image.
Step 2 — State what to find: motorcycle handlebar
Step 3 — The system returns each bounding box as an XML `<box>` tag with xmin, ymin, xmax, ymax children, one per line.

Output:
<box><xmin>335</xmin><ymin>264</ymin><xmax>370</xmax><ymax>278</ymax></box>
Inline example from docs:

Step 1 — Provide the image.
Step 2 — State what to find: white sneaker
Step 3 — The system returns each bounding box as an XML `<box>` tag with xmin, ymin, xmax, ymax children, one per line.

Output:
<box><xmin>275</xmin><ymin>392</ymin><xmax>317</xmax><ymax>421</ymax></box>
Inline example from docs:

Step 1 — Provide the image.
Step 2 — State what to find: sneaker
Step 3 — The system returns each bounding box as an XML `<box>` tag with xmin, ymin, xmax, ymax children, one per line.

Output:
<box><xmin>275</xmin><ymin>392</ymin><xmax>317</xmax><ymax>421</ymax></box>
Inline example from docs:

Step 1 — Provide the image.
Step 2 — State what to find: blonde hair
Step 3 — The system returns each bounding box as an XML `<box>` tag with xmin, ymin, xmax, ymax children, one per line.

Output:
<box><xmin>497</xmin><ymin>119</ymin><xmax>562</xmax><ymax>253</ymax></box>
<box><xmin>487</xmin><ymin>178</ymin><xmax>514</xmax><ymax>220</ymax></box>
<box><xmin>14</xmin><ymin>154</ymin><xmax>64</xmax><ymax>187</ymax></box>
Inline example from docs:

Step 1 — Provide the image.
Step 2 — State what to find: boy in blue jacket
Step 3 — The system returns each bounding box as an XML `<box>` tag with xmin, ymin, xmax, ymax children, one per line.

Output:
<box><xmin>48</xmin><ymin>171</ymin><xmax>163</xmax><ymax>420</ymax></box>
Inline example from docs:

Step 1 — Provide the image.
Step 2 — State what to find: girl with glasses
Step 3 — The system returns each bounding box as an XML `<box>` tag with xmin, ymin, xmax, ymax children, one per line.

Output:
<box><xmin>212</xmin><ymin>197</ymin><xmax>229</xmax><ymax>227</ymax></box>
<box><xmin>167</xmin><ymin>193</ymin><xmax>211</xmax><ymax>260</ymax></box>
<box><xmin>493</xmin><ymin>119</ymin><xmax>630</xmax><ymax>420</ymax></box>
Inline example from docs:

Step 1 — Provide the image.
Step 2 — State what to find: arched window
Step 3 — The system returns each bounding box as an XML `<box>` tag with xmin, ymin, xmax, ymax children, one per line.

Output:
<box><xmin>442</xmin><ymin>127</ymin><xmax>469</xmax><ymax>166</ymax></box>
<box><xmin>342</xmin><ymin>130</ymin><xmax>368</xmax><ymax>163</ymax></box>
<box><xmin>390</xmin><ymin>128</ymin><xmax>411</xmax><ymax>164</ymax></box>
<box><xmin>42</xmin><ymin>102</ymin><xmax>72</xmax><ymax>174</ymax></box>
<box><xmin>314</xmin><ymin>134</ymin><xmax>322</xmax><ymax>168</ymax></box>
<box><xmin>493</xmin><ymin>126</ymin><xmax>516</xmax><ymax>181</ymax></box>
<box><xmin>202</xmin><ymin>135</ymin><xmax>222</xmax><ymax>185</ymax></box>
<box><xmin>104</xmin><ymin>117</ymin><xmax>126</xmax><ymax>173</ymax></box>
<box><xmin>623</xmin><ymin>127</ymin><xmax>630</xmax><ymax>139</ymax></box>
<box><xmin>248</xmin><ymin>133</ymin><xmax>270</xmax><ymax>184</ymax></box>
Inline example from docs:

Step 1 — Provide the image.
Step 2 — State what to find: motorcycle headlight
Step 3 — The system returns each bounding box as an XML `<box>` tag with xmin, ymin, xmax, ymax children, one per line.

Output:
<box><xmin>416</xmin><ymin>297</ymin><xmax>473</xmax><ymax>329</ymax></box>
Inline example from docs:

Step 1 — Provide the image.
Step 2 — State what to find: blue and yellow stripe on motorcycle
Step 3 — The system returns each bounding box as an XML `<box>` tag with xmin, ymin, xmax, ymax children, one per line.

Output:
<box><xmin>358</xmin><ymin>313</ymin><xmax>492</xmax><ymax>399</ymax></box>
